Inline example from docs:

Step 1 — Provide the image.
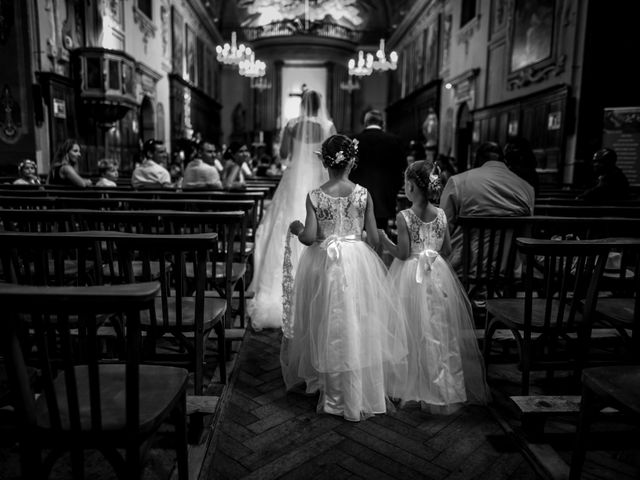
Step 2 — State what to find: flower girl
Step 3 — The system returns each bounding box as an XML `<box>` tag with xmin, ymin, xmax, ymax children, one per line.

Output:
<box><xmin>379</xmin><ymin>161</ymin><xmax>490</xmax><ymax>413</ymax></box>
<box><xmin>283</xmin><ymin>135</ymin><xmax>408</xmax><ymax>421</ymax></box>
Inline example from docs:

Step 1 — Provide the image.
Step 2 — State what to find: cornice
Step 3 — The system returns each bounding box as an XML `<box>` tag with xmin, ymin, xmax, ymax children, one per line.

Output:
<box><xmin>183</xmin><ymin>0</ymin><xmax>224</xmax><ymax>44</ymax></box>
<box><xmin>388</xmin><ymin>0</ymin><xmax>442</xmax><ymax>49</ymax></box>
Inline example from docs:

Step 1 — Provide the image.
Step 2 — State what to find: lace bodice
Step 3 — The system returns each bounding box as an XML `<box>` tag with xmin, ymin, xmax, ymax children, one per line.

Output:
<box><xmin>310</xmin><ymin>185</ymin><xmax>368</xmax><ymax>240</ymax></box>
<box><xmin>401</xmin><ymin>207</ymin><xmax>447</xmax><ymax>254</ymax></box>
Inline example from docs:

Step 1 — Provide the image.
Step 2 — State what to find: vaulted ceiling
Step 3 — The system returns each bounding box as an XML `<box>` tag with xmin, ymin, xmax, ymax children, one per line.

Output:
<box><xmin>210</xmin><ymin>0</ymin><xmax>419</xmax><ymax>40</ymax></box>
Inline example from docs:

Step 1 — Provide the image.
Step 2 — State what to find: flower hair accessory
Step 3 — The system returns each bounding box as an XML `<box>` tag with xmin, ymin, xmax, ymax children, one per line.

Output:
<box><xmin>324</xmin><ymin>138</ymin><xmax>359</xmax><ymax>168</ymax></box>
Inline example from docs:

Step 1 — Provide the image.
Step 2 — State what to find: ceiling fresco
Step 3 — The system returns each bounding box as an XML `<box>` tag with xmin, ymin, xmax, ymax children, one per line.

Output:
<box><xmin>217</xmin><ymin>0</ymin><xmax>420</xmax><ymax>34</ymax></box>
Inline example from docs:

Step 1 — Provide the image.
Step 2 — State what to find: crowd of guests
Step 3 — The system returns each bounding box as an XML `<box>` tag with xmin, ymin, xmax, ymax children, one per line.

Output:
<box><xmin>8</xmin><ymin>136</ymin><xmax>286</xmax><ymax>191</ymax></box>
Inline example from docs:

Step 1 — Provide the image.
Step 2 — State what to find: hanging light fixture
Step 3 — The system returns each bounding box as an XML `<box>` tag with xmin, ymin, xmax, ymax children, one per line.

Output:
<box><xmin>348</xmin><ymin>50</ymin><xmax>373</xmax><ymax>77</ymax></box>
<box><xmin>339</xmin><ymin>76</ymin><xmax>360</xmax><ymax>93</ymax></box>
<box><xmin>215</xmin><ymin>31</ymin><xmax>247</xmax><ymax>65</ymax></box>
<box><xmin>372</xmin><ymin>38</ymin><xmax>398</xmax><ymax>72</ymax></box>
<box><xmin>250</xmin><ymin>77</ymin><xmax>272</xmax><ymax>90</ymax></box>
<box><xmin>239</xmin><ymin>49</ymin><xmax>266</xmax><ymax>78</ymax></box>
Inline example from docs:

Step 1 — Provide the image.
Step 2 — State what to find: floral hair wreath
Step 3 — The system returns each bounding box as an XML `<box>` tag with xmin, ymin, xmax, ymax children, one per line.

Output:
<box><xmin>322</xmin><ymin>138</ymin><xmax>359</xmax><ymax>168</ymax></box>
<box><xmin>18</xmin><ymin>159</ymin><xmax>37</xmax><ymax>174</ymax></box>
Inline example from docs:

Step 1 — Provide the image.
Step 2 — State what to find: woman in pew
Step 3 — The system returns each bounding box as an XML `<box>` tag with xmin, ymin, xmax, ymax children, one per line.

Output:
<box><xmin>48</xmin><ymin>139</ymin><xmax>92</xmax><ymax>187</ymax></box>
<box><xmin>222</xmin><ymin>142</ymin><xmax>253</xmax><ymax>189</ymax></box>
<box><xmin>13</xmin><ymin>159</ymin><xmax>41</xmax><ymax>185</ymax></box>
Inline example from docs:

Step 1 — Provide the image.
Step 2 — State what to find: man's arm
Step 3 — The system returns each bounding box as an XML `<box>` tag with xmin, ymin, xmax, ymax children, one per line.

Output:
<box><xmin>439</xmin><ymin>177</ymin><xmax>459</xmax><ymax>229</ymax></box>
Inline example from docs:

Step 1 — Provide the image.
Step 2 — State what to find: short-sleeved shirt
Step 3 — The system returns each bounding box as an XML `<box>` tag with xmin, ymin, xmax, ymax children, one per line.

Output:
<box><xmin>131</xmin><ymin>159</ymin><xmax>170</xmax><ymax>188</ymax></box>
<box><xmin>440</xmin><ymin>160</ymin><xmax>535</xmax><ymax>273</ymax></box>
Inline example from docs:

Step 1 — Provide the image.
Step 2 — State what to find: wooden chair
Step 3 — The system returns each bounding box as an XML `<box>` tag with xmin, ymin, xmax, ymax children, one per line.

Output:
<box><xmin>0</xmin><ymin>230</ymin><xmax>227</xmax><ymax>391</ymax></box>
<box><xmin>112</xmin><ymin>232</ymin><xmax>228</xmax><ymax>390</ymax></box>
<box><xmin>485</xmin><ymin>238</ymin><xmax>612</xmax><ymax>394</ymax></box>
<box><xmin>570</xmin><ymin>365</ymin><xmax>640</xmax><ymax>480</ymax></box>
<box><xmin>591</xmin><ymin>240</ymin><xmax>640</xmax><ymax>362</ymax></box>
<box><xmin>0</xmin><ymin>282</ymin><xmax>188</xmax><ymax>480</ymax></box>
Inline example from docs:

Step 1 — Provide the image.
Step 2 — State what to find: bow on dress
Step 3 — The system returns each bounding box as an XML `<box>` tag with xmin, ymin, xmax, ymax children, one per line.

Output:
<box><xmin>320</xmin><ymin>234</ymin><xmax>358</xmax><ymax>290</ymax></box>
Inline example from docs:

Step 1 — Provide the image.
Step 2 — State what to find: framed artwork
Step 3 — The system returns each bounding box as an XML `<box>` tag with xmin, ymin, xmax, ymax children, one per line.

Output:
<box><xmin>171</xmin><ymin>7</ymin><xmax>184</xmax><ymax>75</ymax></box>
<box><xmin>490</xmin><ymin>0</ymin><xmax>507</xmax><ymax>35</ymax></box>
<box><xmin>510</xmin><ymin>0</ymin><xmax>555</xmax><ymax>72</ymax></box>
<box><xmin>441</xmin><ymin>14</ymin><xmax>452</xmax><ymax>68</ymax></box>
<box><xmin>185</xmin><ymin>25</ymin><xmax>196</xmax><ymax>82</ymax></box>
<box><xmin>197</xmin><ymin>37</ymin><xmax>205</xmax><ymax>88</ymax></box>
<box><xmin>423</xmin><ymin>17</ymin><xmax>440</xmax><ymax>84</ymax></box>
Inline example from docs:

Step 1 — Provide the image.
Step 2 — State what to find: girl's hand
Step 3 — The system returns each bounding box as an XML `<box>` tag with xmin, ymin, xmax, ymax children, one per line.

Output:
<box><xmin>377</xmin><ymin>229</ymin><xmax>388</xmax><ymax>239</ymax></box>
<box><xmin>289</xmin><ymin>220</ymin><xmax>304</xmax><ymax>235</ymax></box>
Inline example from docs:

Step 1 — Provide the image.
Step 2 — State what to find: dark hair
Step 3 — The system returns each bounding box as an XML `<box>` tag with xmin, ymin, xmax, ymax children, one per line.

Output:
<box><xmin>320</xmin><ymin>134</ymin><xmax>358</xmax><ymax>170</ymax></box>
<box><xmin>364</xmin><ymin>110</ymin><xmax>384</xmax><ymax>127</ymax></box>
<box><xmin>300</xmin><ymin>90</ymin><xmax>320</xmax><ymax>116</ymax></box>
<box><xmin>405</xmin><ymin>160</ymin><xmax>442</xmax><ymax>200</ymax></box>
<box><xmin>593</xmin><ymin>147</ymin><xmax>617</xmax><ymax>165</ymax></box>
<box><xmin>474</xmin><ymin>141</ymin><xmax>504</xmax><ymax>168</ymax></box>
<box><xmin>54</xmin><ymin>138</ymin><xmax>79</xmax><ymax>164</ymax></box>
<box><xmin>224</xmin><ymin>141</ymin><xmax>248</xmax><ymax>160</ymax></box>
<box><xmin>142</xmin><ymin>139</ymin><xmax>163</xmax><ymax>157</ymax></box>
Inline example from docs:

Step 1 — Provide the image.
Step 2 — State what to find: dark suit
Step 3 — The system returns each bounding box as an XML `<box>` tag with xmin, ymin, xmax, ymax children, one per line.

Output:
<box><xmin>351</xmin><ymin>126</ymin><xmax>405</xmax><ymax>229</ymax></box>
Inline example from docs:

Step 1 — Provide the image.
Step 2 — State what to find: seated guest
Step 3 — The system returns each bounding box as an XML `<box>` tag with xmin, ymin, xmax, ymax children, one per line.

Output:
<box><xmin>95</xmin><ymin>158</ymin><xmax>119</xmax><ymax>187</ymax></box>
<box><xmin>13</xmin><ymin>159</ymin><xmax>41</xmax><ymax>185</ymax></box>
<box><xmin>183</xmin><ymin>140</ymin><xmax>222</xmax><ymax>190</ymax></box>
<box><xmin>504</xmin><ymin>137</ymin><xmax>539</xmax><ymax>196</ymax></box>
<box><xmin>131</xmin><ymin>139</ymin><xmax>171</xmax><ymax>189</ymax></box>
<box><xmin>578</xmin><ymin>148</ymin><xmax>630</xmax><ymax>202</ymax></box>
<box><xmin>222</xmin><ymin>142</ymin><xmax>252</xmax><ymax>189</ymax></box>
<box><xmin>440</xmin><ymin>141</ymin><xmax>535</xmax><ymax>274</ymax></box>
<box><xmin>48</xmin><ymin>139</ymin><xmax>92</xmax><ymax>187</ymax></box>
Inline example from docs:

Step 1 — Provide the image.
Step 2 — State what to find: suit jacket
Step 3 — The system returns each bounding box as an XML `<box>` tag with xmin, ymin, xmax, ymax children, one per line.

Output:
<box><xmin>351</xmin><ymin>127</ymin><xmax>405</xmax><ymax>220</ymax></box>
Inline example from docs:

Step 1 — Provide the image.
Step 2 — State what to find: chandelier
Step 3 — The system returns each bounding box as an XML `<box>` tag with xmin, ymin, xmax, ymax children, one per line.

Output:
<box><xmin>239</xmin><ymin>50</ymin><xmax>266</xmax><ymax>78</ymax></box>
<box><xmin>348</xmin><ymin>50</ymin><xmax>373</xmax><ymax>77</ymax></box>
<box><xmin>250</xmin><ymin>77</ymin><xmax>272</xmax><ymax>90</ymax></box>
<box><xmin>215</xmin><ymin>31</ymin><xmax>247</xmax><ymax>65</ymax></box>
<box><xmin>339</xmin><ymin>76</ymin><xmax>360</xmax><ymax>93</ymax></box>
<box><xmin>372</xmin><ymin>39</ymin><xmax>398</xmax><ymax>72</ymax></box>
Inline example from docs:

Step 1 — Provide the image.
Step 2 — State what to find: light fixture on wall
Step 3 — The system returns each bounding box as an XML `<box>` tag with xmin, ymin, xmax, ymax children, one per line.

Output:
<box><xmin>371</xmin><ymin>39</ymin><xmax>398</xmax><ymax>72</ymax></box>
<box><xmin>215</xmin><ymin>31</ymin><xmax>247</xmax><ymax>65</ymax></box>
<box><xmin>250</xmin><ymin>77</ymin><xmax>272</xmax><ymax>90</ymax></box>
<box><xmin>339</xmin><ymin>76</ymin><xmax>360</xmax><ymax>93</ymax></box>
<box><xmin>239</xmin><ymin>50</ymin><xmax>266</xmax><ymax>78</ymax></box>
<box><xmin>348</xmin><ymin>50</ymin><xmax>373</xmax><ymax>77</ymax></box>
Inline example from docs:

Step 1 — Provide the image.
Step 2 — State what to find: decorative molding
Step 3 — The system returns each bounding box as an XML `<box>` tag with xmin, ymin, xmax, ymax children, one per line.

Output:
<box><xmin>389</xmin><ymin>0</ymin><xmax>442</xmax><ymax>49</ymax></box>
<box><xmin>136</xmin><ymin>61</ymin><xmax>162</xmax><ymax>98</ymax></box>
<box><xmin>445</xmin><ymin>67</ymin><xmax>480</xmax><ymax>108</ymax></box>
<box><xmin>132</xmin><ymin>3</ymin><xmax>157</xmax><ymax>47</ymax></box>
<box><xmin>507</xmin><ymin>54</ymin><xmax>566</xmax><ymax>90</ymax></box>
<box><xmin>456</xmin><ymin>13</ymin><xmax>482</xmax><ymax>46</ymax></box>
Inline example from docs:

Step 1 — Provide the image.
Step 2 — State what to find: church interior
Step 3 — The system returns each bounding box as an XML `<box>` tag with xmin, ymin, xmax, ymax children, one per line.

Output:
<box><xmin>0</xmin><ymin>1</ymin><xmax>639</xmax><ymax>479</ymax></box>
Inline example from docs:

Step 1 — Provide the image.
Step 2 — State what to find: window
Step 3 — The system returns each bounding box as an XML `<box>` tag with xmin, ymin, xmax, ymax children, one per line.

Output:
<box><xmin>460</xmin><ymin>0</ymin><xmax>476</xmax><ymax>27</ymax></box>
<box><xmin>138</xmin><ymin>0</ymin><xmax>152</xmax><ymax>19</ymax></box>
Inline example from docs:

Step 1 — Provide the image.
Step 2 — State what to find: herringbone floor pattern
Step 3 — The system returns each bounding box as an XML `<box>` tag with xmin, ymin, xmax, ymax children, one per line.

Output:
<box><xmin>209</xmin><ymin>329</ymin><xmax>538</xmax><ymax>480</ymax></box>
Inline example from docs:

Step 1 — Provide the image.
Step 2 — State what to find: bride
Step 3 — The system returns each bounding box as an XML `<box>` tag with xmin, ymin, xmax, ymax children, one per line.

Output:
<box><xmin>248</xmin><ymin>90</ymin><xmax>336</xmax><ymax>330</ymax></box>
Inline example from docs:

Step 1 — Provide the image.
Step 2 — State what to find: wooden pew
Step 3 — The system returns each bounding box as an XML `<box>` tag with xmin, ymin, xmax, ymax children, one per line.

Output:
<box><xmin>0</xmin><ymin>230</ymin><xmax>227</xmax><ymax>392</ymax></box>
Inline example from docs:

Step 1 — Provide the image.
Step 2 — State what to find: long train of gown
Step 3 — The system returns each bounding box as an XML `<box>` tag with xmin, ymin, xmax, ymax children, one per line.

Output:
<box><xmin>248</xmin><ymin>137</ymin><xmax>328</xmax><ymax>330</ymax></box>
<box><xmin>386</xmin><ymin>208</ymin><xmax>491</xmax><ymax>413</ymax></box>
<box><xmin>282</xmin><ymin>185</ymin><xmax>408</xmax><ymax>421</ymax></box>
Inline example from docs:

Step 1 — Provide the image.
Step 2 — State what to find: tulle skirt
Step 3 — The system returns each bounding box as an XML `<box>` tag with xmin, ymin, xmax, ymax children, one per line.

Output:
<box><xmin>282</xmin><ymin>240</ymin><xmax>409</xmax><ymax>421</ymax></box>
<box><xmin>248</xmin><ymin>142</ymin><xmax>328</xmax><ymax>330</ymax></box>
<box><xmin>386</xmin><ymin>254</ymin><xmax>491</xmax><ymax>413</ymax></box>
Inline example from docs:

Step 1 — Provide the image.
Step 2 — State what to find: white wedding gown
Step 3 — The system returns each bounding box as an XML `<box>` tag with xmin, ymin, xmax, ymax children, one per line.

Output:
<box><xmin>248</xmin><ymin>117</ymin><xmax>334</xmax><ymax>330</ymax></box>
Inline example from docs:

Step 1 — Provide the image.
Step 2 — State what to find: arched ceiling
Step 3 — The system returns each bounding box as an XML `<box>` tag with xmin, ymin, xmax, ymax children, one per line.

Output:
<box><xmin>212</xmin><ymin>0</ymin><xmax>419</xmax><ymax>39</ymax></box>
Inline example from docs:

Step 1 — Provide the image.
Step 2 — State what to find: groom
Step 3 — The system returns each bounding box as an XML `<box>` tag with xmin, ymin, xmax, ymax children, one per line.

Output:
<box><xmin>351</xmin><ymin>110</ymin><xmax>405</xmax><ymax>233</ymax></box>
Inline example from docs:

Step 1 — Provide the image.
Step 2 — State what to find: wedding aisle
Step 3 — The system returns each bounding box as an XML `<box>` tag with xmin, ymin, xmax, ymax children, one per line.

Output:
<box><xmin>206</xmin><ymin>329</ymin><xmax>537</xmax><ymax>480</ymax></box>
